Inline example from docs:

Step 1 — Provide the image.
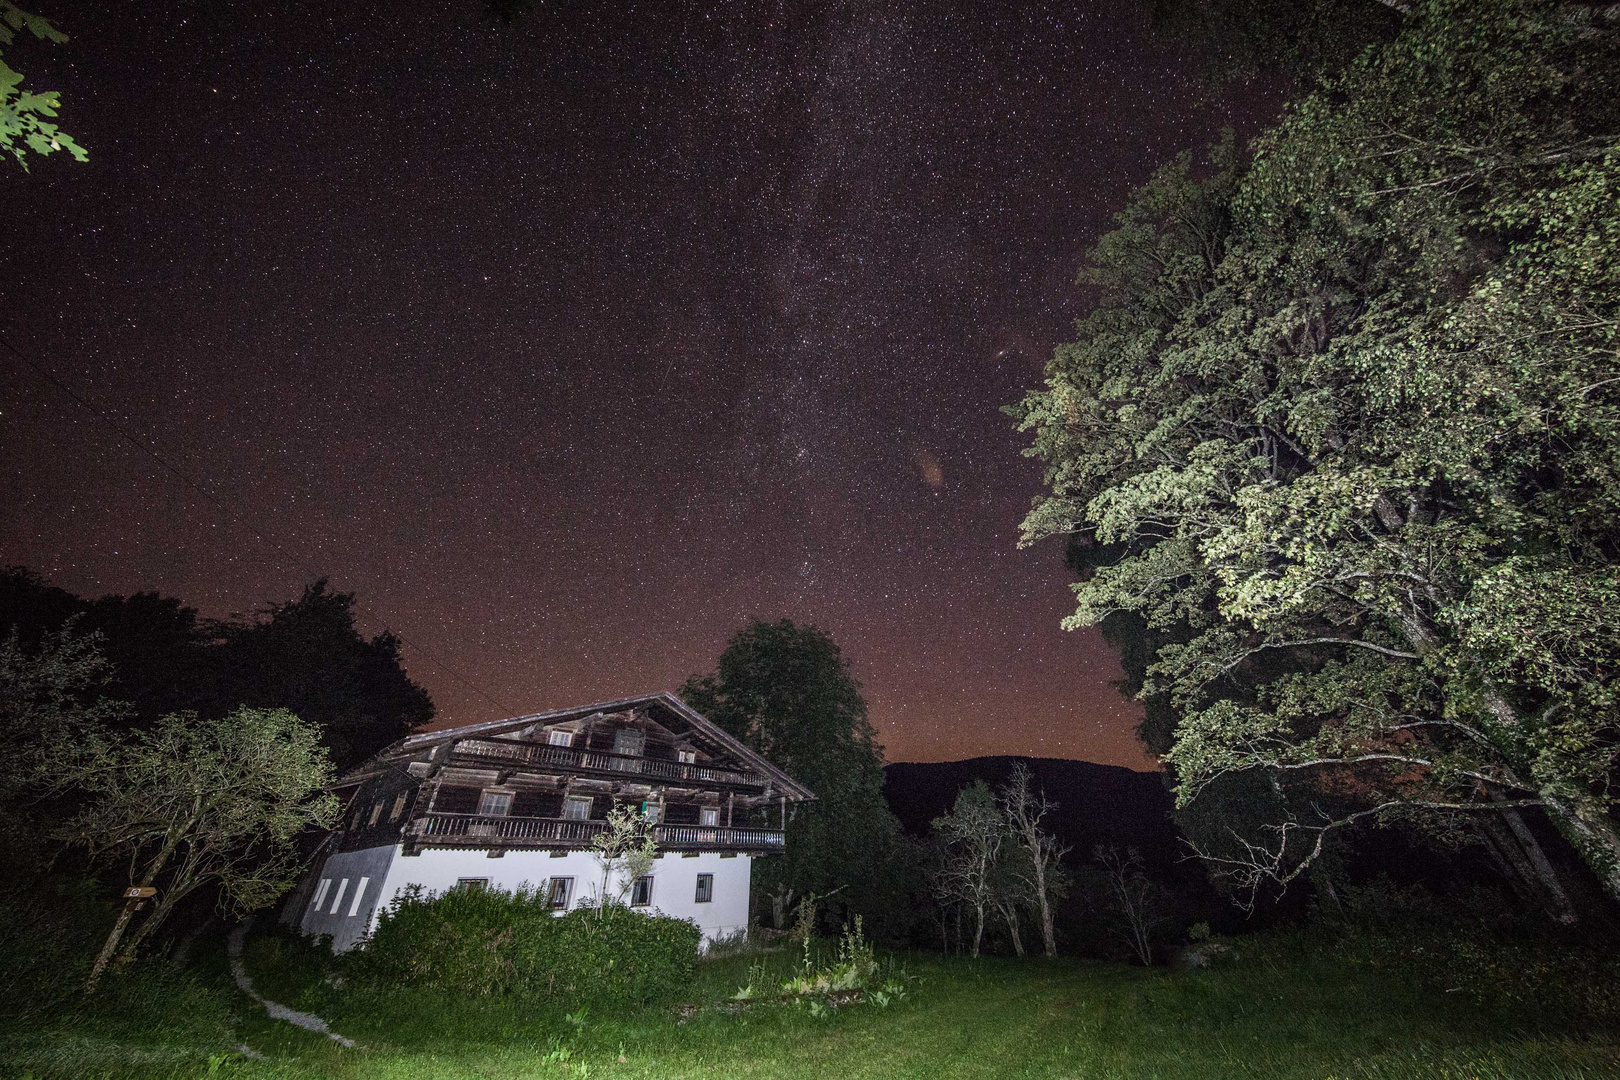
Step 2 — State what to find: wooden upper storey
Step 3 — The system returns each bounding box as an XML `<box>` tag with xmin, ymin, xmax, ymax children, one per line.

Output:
<box><xmin>328</xmin><ymin>692</ymin><xmax>815</xmax><ymax>856</ymax></box>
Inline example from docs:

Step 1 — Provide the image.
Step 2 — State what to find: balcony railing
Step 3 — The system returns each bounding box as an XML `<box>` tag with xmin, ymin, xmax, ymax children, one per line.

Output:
<box><xmin>411</xmin><ymin>812</ymin><xmax>785</xmax><ymax>851</ymax></box>
<box><xmin>448</xmin><ymin>737</ymin><xmax>767</xmax><ymax>789</ymax></box>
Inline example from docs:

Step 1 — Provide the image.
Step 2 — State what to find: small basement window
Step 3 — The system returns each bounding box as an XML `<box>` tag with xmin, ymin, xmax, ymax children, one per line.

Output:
<box><xmin>700</xmin><ymin>807</ymin><xmax>719</xmax><ymax>827</ymax></box>
<box><xmin>368</xmin><ymin>802</ymin><xmax>384</xmax><ymax>826</ymax></box>
<box><xmin>457</xmin><ymin>878</ymin><xmax>489</xmax><ymax>892</ymax></box>
<box><xmin>630</xmin><ymin>875</ymin><xmax>654</xmax><ymax>907</ymax></box>
<box><xmin>548</xmin><ymin>877</ymin><xmax>573</xmax><ymax>909</ymax></box>
<box><xmin>548</xmin><ymin>729</ymin><xmax>573</xmax><ymax>747</ymax></box>
<box><xmin>478</xmin><ymin>791</ymin><xmax>513</xmax><ymax>817</ymax></box>
<box><xmin>389</xmin><ymin>793</ymin><xmax>408</xmax><ymax>821</ymax></box>
<box><xmin>694</xmin><ymin>874</ymin><xmax>714</xmax><ymax>903</ymax></box>
<box><xmin>564</xmin><ymin>796</ymin><xmax>593</xmax><ymax>821</ymax></box>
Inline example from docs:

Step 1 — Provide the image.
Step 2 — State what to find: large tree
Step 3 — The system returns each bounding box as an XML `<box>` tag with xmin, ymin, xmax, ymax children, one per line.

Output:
<box><xmin>1011</xmin><ymin>0</ymin><xmax>1620</xmax><ymax>904</ymax></box>
<box><xmin>681</xmin><ymin>619</ymin><xmax>919</xmax><ymax>940</ymax></box>
<box><xmin>209</xmin><ymin>579</ymin><xmax>434</xmax><ymax>771</ymax></box>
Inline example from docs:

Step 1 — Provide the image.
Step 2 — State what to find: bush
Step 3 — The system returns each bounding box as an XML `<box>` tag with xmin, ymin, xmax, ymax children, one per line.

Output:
<box><xmin>352</xmin><ymin>884</ymin><xmax>702</xmax><ymax>1006</ymax></box>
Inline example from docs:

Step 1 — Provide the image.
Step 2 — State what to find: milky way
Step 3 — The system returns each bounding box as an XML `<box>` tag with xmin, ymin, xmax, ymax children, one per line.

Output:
<box><xmin>1</xmin><ymin>0</ymin><xmax>1277</xmax><ymax>766</ymax></box>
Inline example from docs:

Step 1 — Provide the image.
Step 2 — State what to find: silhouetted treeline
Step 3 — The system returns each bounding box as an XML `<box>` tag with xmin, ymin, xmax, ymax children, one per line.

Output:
<box><xmin>0</xmin><ymin>568</ymin><xmax>433</xmax><ymax>771</ymax></box>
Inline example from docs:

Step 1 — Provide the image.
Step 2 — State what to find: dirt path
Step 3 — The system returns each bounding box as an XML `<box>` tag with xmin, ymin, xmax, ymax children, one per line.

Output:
<box><xmin>227</xmin><ymin>921</ymin><xmax>358</xmax><ymax>1049</ymax></box>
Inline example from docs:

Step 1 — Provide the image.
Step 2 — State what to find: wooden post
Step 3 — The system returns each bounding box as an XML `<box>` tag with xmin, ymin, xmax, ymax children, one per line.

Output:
<box><xmin>727</xmin><ymin>791</ymin><xmax>734</xmax><ymax>827</ymax></box>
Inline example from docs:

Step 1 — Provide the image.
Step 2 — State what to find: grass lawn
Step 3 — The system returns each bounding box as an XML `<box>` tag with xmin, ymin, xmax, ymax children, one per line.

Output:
<box><xmin>5</xmin><ymin>931</ymin><xmax>1617</xmax><ymax>1079</ymax></box>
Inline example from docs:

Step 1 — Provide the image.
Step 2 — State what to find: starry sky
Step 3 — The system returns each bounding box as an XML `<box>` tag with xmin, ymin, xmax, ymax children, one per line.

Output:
<box><xmin>1</xmin><ymin>0</ymin><xmax>1278</xmax><ymax>768</ymax></box>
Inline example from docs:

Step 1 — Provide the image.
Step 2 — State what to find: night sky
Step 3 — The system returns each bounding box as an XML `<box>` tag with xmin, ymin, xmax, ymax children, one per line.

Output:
<box><xmin>2</xmin><ymin>0</ymin><xmax>1276</xmax><ymax>767</ymax></box>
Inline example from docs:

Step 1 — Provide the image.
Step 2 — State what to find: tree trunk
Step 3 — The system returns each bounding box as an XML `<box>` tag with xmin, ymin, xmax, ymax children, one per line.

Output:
<box><xmin>1478</xmin><ymin>687</ymin><xmax>1620</xmax><ymax>908</ymax></box>
<box><xmin>997</xmin><ymin>901</ymin><xmax>1025</xmax><ymax>957</ymax></box>
<box><xmin>1478</xmin><ymin>813</ymin><xmax>1547</xmax><ymax>908</ymax></box>
<box><xmin>1541</xmin><ymin>788</ymin><xmax>1620</xmax><ymax>907</ymax></box>
<box><xmin>86</xmin><ymin>835</ymin><xmax>182</xmax><ymax>993</ymax></box>
<box><xmin>971</xmin><ymin>902</ymin><xmax>985</xmax><ymax>958</ymax></box>
<box><xmin>1497</xmin><ymin>804</ymin><xmax>1578</xmax><ymax>926</ymax></box>
<box><xmin>85</xmin><ymin>900</ymin><xmax>140</xmax><ymax>993</ymax></box>
<box><xmin>1032</xmin><ymin>856</ymin><xmax>1057</xmax><ymax>957</ymax></box>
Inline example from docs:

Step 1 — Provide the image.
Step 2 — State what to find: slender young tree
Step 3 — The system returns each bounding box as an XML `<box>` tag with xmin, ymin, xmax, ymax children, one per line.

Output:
<box><xmin>1094</xmin><ymin>845</ymin><xmax>1165</xmax><ymax>966</ymax></box>
<box><xmin>588</xmin><ymin>803</ymin><xmax>658</xmax><ymax>914</ymax></box>
<box><xmin>999</xmin><ymin>763</ymin><xmax>1071</xmax><ymax>957</ymax></box>
<box><xmin>931</xmin><ymin>781</ymin><xmax>1005</xmax><ymax>958</ymax></box>
<box><xmin>54</xmin><ymin>708</ymin><xmax>338</xmax><ymax>990</ymax></box>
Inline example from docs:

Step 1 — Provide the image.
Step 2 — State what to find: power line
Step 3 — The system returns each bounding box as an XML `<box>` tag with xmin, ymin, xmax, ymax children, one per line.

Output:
<box><xmin>2</xmin><ymin>334</ymin><xmax>522</xmax><ymax>719</ymax></box>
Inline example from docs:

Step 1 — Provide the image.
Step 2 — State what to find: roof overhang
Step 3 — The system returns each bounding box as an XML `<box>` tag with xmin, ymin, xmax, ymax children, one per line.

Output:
<box><xmin>337</xmin><ymin>691</ymin><xmax>816</xmax><ymax>803</ymax></box>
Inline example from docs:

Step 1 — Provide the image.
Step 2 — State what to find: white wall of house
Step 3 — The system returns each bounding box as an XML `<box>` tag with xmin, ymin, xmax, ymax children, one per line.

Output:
<box><xmin>299</xmin><ymin>845</ymin><xmax>753</xmax><ymax>951</ymax></box>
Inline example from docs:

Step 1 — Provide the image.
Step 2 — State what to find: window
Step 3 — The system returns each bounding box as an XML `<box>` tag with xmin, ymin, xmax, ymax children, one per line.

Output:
<box><xmin>548</xmin><ymin>877</ymin><xmax>573</xmax><ymax>909</ymax></box>
<box><xmin>642</xmin><ymin>801</ymin><xmax>662</xmax><ymax>824</ymax></box>
<box><xmin>564</xmin><ymin>796</ymin><xmax>593</xmax><ymax>821</ymax></box>
<box><xmin>389</xmin><ymin>793</ymin><xmax>408</xmax><ymax>821</ymax></box>
<box><xmin>457</xmin><ymin>878</ymin><xmax>489</xmax><ymax>892</ymax></box>
<box><xmin>367</xmin><ymin>802</ymin><xmax>384</xmax><ymax>826</ymax></box>
<box><xmin>478</xmin><ymin>791</ymin><xmax>512</xmax><ymax>817</ymax></box>
<box><xmin>348</xmin><ymin>877</ymin><xmax>370</xmax><ymax>916</ymax></box>
<box><xmin>694</xmin><ymin>874</ymin><xmax>714</xmax><ymax>903</ymax></box>
<box><xmin>677</xmin><ymin>749</ymin><xmax>697</xmax><ymax>764</ymax></box>
<box><xmin>548</xmin><ymin>729</ymin><xmax>573</xmax><ymax>747</ymax></box>
<box><xmin>699</xmin><ymin>807</ymin><xmax>719</xmax><ymax>827</ymax></box>
<box><xmin>613</xmin><ymin>729</ymin><xmax>645</xmax><ymax>757</ymax></box>
<box><xmin>630</xmin><ymin>875</ymin><xmax>654</xmax><ymax>907</ymax></box>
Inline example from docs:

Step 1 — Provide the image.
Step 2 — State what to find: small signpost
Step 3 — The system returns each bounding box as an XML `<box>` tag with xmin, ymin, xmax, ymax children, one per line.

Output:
<box><xmin>123</xmin><ymin>886</ymin><xmax>157</xmax><ymax>900</ymax></box>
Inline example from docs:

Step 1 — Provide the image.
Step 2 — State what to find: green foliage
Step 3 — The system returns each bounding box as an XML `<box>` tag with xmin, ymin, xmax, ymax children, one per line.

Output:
<box><xmin>681</xmin><ymin>619</ymin><xmax>921</xmax><ymax>940</ymax></box>
<box><xmin>54</xmin><ymin>707</ymin><xmax>340</xmax><ymax>959</ymax></box>
<box><xmin>0</xmin><ymin>620</ymin><xmax>127</xmax><ymax>816</ymax></box>
<box><xmin>1011</xmin><ymin>0</ymin><xmax>1620</xmax><ymax>903</ymax></box>
<box><xmin>0</xmin><ymin>1</ymin><xmax>86</xmax><ymax>169</ymax></box>
<box><xmin>212</xmin><ymin>579</ymin><xmax>436</xmax><ymax>771</ymax></box>
<box><xmin>589</xmin><ymin>803</ymin><xmax>659</xmax><ymax>910</ymax></box>
<box><xmin>353</xmin><ymin>883</ymin><xmax>701</xmax><ymax>1006</ymax></box>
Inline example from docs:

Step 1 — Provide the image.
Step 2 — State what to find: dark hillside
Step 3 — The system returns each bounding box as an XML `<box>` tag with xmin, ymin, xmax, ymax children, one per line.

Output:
<box><xmin>883</xmin><ymin>756</ymin><xmax>1181</xmax><ymax>866</ymax></box>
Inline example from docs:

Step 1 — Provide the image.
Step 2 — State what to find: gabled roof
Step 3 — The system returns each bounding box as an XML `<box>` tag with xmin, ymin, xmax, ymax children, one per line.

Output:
<box><xmin>341</xmin><ymin>691</ymin><xmax>816</xmax><ymax>802</ymax></box>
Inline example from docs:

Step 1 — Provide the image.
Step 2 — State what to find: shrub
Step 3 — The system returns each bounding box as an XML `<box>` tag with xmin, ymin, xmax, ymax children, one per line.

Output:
<box><xmin>352</xmin><ymin>884</ymin><xmax>701</xmax><ymax>1007</ymax></box>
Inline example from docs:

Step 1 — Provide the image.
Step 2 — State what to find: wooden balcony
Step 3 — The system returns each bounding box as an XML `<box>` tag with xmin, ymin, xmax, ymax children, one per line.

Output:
<box><xmin>407</xmin><ymin>812</ymin><xmax>785</xmax><ymax>853</ymax></box>
<box><xmin>447</xmin><ymin>737</ymin><xmax>769</xmax><ymax>790</ymax></box>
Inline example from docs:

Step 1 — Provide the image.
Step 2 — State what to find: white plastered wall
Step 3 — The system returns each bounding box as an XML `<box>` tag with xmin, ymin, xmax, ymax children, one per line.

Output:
<box><xmin>333</xmin><ymin>847</ymin><xmax>753</xmax><ymax>950</ymax></box>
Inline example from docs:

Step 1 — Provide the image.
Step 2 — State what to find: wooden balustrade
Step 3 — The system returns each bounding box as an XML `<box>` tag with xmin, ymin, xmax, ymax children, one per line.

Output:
<box><xmin>410</xmin><ymin>812</ymin><xmax>785</xmax><ymax>850</ymax></box>
<box><xmin>448</xmin><ymin>737</ymin><xmax>767</xmax><ymax>789</ymax></box>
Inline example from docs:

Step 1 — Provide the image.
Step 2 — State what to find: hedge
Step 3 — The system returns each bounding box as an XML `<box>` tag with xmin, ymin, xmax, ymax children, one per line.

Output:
<box><xmin>351</xmin><ymin>884</ymin><xmax>701</xmax><ymax>1006</ymax></box>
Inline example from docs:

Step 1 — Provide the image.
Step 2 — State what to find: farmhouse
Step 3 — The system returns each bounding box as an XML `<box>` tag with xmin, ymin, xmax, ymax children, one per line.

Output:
<box><xmin>285</xmin><ymin>692</ymin><xmax>815</xmax><ymax>950</ymax></box>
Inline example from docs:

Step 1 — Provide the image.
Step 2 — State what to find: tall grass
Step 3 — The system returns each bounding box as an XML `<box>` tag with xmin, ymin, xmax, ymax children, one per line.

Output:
<box><xmin>5</xmin><ymin>918</ymin><xmax>1619</xmax><ymax>1079</ymax></box>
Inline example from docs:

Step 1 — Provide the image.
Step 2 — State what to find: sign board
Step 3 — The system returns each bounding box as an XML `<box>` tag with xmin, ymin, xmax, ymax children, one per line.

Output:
<box><xmin>123</xmin><ymin>886</ymin><xmax>157</xmax><ymax>899</ymax></box>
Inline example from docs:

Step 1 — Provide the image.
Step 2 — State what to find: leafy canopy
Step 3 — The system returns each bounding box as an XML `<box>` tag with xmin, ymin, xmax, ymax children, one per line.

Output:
<box><xmin>55</xmin><ymin>706</ymin><xmax>339</xmax><ymax>959</ymax></box>
<box><xmin>682</xmin><ymin>619</ymin><xmax>919</xmax><ymax>939</ymax></box>
<box><xmin>1011</xmin><ymin>0</ymin><xmax>1620</xmax><ymax>901</ymax></box>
